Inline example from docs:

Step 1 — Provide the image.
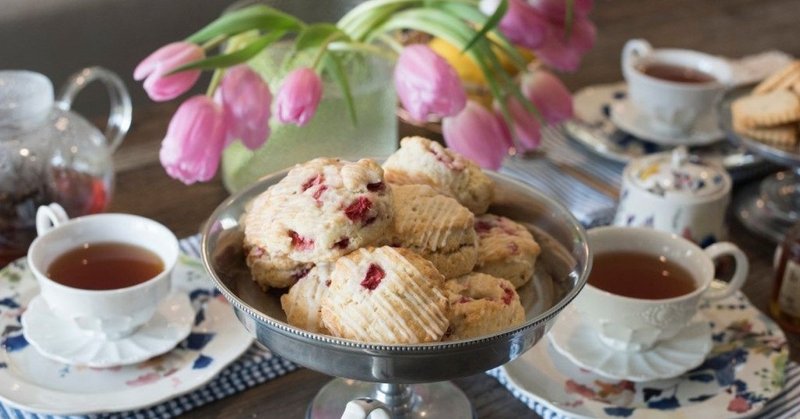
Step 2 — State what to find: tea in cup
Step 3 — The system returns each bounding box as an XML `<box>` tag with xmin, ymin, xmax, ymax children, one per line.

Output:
<box><xmin>26</xmin><ymin>204</ymin><xmax>179</xmax><ymax>340</ymax></box>
<box><xmin>622</xmin><ymin>39</ymin><xmax>734</xmax><ymax>135</ymax></box>
<box><xmin>575</xmin><ymin>226</ymin><xmax>748</xmax><ymax>351</ymax></box>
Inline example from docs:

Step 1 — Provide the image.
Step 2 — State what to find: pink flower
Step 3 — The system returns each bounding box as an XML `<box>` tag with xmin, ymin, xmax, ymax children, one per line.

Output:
<box><xmin>443</xmin><ymin>101</ymin><xmax>511</xmax><ymax>170</ymax></box>
<box><xmin>394</xmin><ymin>44</ymin><xmax>467</xmax><ymax>122</ymax></box>
<box><xmin>534</xmin><ymin>16</ymin><xmax>596</xmax><ymax>72</ymax></box>
<box><xmin>215</xmin><ymin>65</ymin><xmax>272</xmax><ymax>150</ymax></box>
<box><xmin>497</xmin><ymin>0</ymin><xmax>549</xmax><ymax>50</ymax></box>
<box><xmin>520</xmin><ymin>69</ymin><xmax>573</xmax><ymax>124</ymax></box>
<box><xmin>134</xmin><ymin>42</ymin><xmax>204</xmax><ymax>102</ymax></box>
<box><xmin>274</xmin><ymin>68</ymin><xmax>323</xmax><ymax>126</ymax></box>
<box><xmin>159</xmin><ymin>95</ymin><xmax>227</xmax><ymax>184</ymax></box>
<box><xmin>528</xmin><ymin>0</ymin><xmax>594</xmax><ymax>22</ymax></box>
<box><xmin>498</xmin><ymin>96</ymin><xmax>541</xmax><ymax>152</ymax></box>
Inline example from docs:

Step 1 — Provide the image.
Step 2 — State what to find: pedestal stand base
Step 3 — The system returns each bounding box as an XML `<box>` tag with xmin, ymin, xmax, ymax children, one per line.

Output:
<box><xmin>306</xmin><ymin>378</ymin><xmax>475</xmax><ymax>419</ymax></box>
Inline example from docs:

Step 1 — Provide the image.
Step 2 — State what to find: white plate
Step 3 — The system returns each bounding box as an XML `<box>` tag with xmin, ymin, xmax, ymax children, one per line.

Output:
<box><xmin>0</xmin><ymin>255</ymin><xmax>253</xmax><ymax>415</ymax></box>
<box><xmin>610</xmin><ymin>98</ymin><xmax>724</xmax><ymax>147</ymax></box>
<box><xmin>548</xmin><ymin>306</ymin><xmax>712</xmax><ymax>382</ymax></box>
<box><xmin>501</xmin><ymin>292</ymin><xmax>788</xmax><ymax>418</ymax></box>
<box><xmin>22</xmin><ymin>292</ymin><xmax>194</xmax><ymax>368</ymax></box>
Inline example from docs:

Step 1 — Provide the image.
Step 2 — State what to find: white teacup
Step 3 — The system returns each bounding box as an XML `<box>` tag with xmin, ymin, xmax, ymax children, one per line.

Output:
<box><xmin>622</xmin><ymin>39</ymin><xmax>733</xmax><ymax>135</ymax></box>
<box><xmin>26</xmin><ymin>204</ymin><xmax>179</xmax><ymax>340</ymax></box>
<box><xmin>575</xmin><ymin>226</ymin><xmax>748</xmax><ymax>352</ymax></box>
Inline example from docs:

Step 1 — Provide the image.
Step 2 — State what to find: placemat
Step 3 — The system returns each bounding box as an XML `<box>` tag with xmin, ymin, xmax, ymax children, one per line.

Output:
<box><xmin>0</xmin><ymin>235</ymin><xmax>298</xmax><ymax>419</ymax></box>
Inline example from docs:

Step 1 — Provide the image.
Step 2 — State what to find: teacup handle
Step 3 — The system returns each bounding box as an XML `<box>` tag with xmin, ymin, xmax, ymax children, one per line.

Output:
<box><xmin>36</xmin><ymin>203</ymin><xmax>70</xmax><ymax>236</ymax></box>
<box><xmin>341</xmin><ymin>398</ymin><xmax>391</xmax><ymax>419</ymax></box>
<box><xmin>702</xmin><ymin>241</ymin><xmax>749</xmax><ymax>300</ymax></box>
<box><xmin>622</xmin><ymin>39</ymin><xmax>652</xmax><ymax>72</ymax></box>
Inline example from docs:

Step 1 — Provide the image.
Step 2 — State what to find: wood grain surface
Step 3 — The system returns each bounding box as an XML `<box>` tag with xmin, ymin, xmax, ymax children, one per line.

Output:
<box><xmin>105</xmin><ymin>1</ymin><xmax>800</xmax><ymax>417</ymax></box>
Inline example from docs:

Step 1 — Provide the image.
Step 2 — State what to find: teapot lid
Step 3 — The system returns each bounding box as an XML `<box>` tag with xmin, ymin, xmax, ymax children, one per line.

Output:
<box><xmin>625</xmin><ymin>147</ymin><xmax>731</xmax><ymax>200</ymax></box>
<box><xmin>0</xmin><ymin>70</ymin><xmax>54</xmax><ymax>132</ymax></box>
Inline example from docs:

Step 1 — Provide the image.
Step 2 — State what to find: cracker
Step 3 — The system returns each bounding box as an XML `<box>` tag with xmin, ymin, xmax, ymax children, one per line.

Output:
<box><xmin>732</xmin><ymin>89</ymin><xmax>800</xmax><ymax>128</ymax></box>
<box><xmin>734</xmin><ymin>122</ymin><xmax>798</xmax><ymax>147</ymax></box>
<box><xmin>754</xmin><ymin>61</ymin><xmax>800</xmax><ymax>94</ymax></box>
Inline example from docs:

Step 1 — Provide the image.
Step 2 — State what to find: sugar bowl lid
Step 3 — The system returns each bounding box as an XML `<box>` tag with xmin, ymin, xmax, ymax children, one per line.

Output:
<box><xmin>624</xmin><ymin>147</ymin><xmax>731</xmax><ymax>200</ymax></box>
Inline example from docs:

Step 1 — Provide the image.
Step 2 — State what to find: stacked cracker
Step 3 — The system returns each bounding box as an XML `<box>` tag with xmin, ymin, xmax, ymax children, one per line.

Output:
<box><xmin>732</xmin><ymin>61</ymin><xmax>800</xmax><ymax>147</ymax></box>
<box><xmin>243</xmin><ymin>137</ymin><xmax>544</xmax><ymax>344</ymax></box>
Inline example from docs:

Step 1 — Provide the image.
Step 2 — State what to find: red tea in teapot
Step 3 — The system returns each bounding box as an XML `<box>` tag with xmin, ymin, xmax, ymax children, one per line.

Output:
<box><xmin>0</xmin><ymin>167</ymin><xmax>108</xmax><ymax>267</ymax></box>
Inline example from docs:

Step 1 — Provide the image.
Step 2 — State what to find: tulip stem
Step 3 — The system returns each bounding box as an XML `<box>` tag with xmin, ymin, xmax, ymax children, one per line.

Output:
<box><xmin>206</xmin><ymin>68</ymin><xmax>224</xmax><ymax>97</ymax></box>
<box><xmin>201</xmin><ymin>35</ymin><xmax>227</xmax><ymax>51</ymax></box>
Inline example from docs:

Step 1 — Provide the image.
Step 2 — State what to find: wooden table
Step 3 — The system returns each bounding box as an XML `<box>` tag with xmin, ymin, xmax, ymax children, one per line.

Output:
<box><xmin>106</xmin><ymin>1</ymin><xmax>800</xmax><ymax>417</ymax></box>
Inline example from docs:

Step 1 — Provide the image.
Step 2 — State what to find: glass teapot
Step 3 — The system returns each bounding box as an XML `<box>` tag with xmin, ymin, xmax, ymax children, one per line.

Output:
<box><xmin>0</xmin><ymin>67</ymin><xmax>131</xmax><ymax>265</ymax></box>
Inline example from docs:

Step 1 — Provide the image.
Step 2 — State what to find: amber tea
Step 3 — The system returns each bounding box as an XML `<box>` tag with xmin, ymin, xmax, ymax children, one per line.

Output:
<box><xmin>637</xmin><ymin>62</ymin><xmax>716</xmax><ymax>84</ymax></box>
<box><xmin>47</xmin><ymin>242</ymin><xmax>164</xmax><ymax>290</ymax></box>
<box><xmin>589</xmin><ymin>251</ymin><xmax>696</xmax><ymax>299</ymax></box>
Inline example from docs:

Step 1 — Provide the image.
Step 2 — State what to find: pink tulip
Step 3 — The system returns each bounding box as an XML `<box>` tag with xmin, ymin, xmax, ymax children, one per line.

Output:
<box><xmin>498</xmin><ymin>97</ymin><xmax>542</xmax><ymax>151</ymax></box>
<box><xmin>528</xmin><ymin>0</ymin><xmax>594</xmax><ymax>22</ymax></box>
<box><xmin>394</xmin><ymin>44</ymin><xmax>467</xmax><ymax>122</ymax></box>
<box><xmin>159</xmin><ymin>95</ymin><xmax>227</xmax><ymax>184</ymax></box>
<box><xmin>134</xmin><ymin>42</ymin><xmax>205</xmax><ymax>102</ymax></box>
<box><xmin>520</xmin><ymin>70</ymin><xmax>573</xmax><ymax>124</ymax></box>
<box><xmin>497</xmin><ymin>0</ymin><xmax>549</xmax><ymax>50</ymax></box>
<box><xmin>534</xmin><ymin>16</ymin><xmax>596</xmax><ymax>72</ymax></box>
<box><xmin>274</xmin><ymin>67</ymin><xmax>323</xmax><ymax>126</ymax></box>
<box><xmin>215</xmin><ymin>65</ymin><xmax>272</xmax><ymax>150</ymax></box>
<box><xmin>443</xmin><ymin>101</ymin><xmax>511</xmax><ymax>170</ymax></box>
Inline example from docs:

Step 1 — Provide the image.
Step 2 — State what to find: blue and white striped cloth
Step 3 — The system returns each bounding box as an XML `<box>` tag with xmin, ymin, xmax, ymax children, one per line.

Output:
<box><xmin>0</xmin><ymin>236</ymin><xmax>298</xmax><ymax>419</ymax></box>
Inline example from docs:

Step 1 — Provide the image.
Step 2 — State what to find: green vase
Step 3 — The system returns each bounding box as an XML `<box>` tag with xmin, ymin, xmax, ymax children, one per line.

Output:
<box><xmin>221</xmin><ymin>47</ymin><xmax>398</xmax><ymax>193</ymax></box>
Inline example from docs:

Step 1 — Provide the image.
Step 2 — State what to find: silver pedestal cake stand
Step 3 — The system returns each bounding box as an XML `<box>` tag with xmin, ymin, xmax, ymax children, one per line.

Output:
<box><xmin>201</xmin><ymin>169</ymin><xmax>591</xmax><ymax>418</ymax></box>
<box><xmin>719</xmin><ymin>85</ymin><xmax>800</xmax><ymax>242</ymax></box>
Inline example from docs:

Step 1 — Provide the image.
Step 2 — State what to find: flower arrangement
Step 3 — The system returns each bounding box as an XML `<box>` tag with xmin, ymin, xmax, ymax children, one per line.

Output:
<box><xmin>134</xmin><ymin>0</ymin><xmax>595</xmax><ymax>184</ymax></box>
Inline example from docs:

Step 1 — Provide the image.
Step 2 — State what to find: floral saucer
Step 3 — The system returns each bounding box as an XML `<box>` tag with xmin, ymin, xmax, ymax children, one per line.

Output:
<box><xmin>21</xmin><ymin>292</ymin><xmax>194</xmax><ymax>368</ymax></box>
<box><xmin>609</xmin><ymin>98</ymin><xmax>724</xmax><ymax>147</ymax></box>
<box><xmin>499</xmin><ymin>292</ymin><xmax>788</xmax><ymax>418</ymax></box>
<box><xmin>0</xmin><ymin>255</ymin><xmax>253</xmax><ymax>415</ymax></box>
<box><xmin>547</xmin><ymin>306</ymin><xmax>713</xmax><ymax>382</ymax></box>
<box><xmin>563</xmin><ymin>82</ymin><xmax>767</xmax><ymax>181</ymax></box>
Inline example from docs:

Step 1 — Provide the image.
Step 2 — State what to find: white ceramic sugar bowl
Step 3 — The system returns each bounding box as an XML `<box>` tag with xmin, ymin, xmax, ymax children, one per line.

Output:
<box><xmin>613</xmin><ymin>147</ymin><xmax>732</xmax><ymax>247</ymax></box>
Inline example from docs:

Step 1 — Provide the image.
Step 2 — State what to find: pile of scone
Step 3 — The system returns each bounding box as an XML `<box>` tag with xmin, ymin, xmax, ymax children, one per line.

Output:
<box><xmin>241</xmin><ymin>137</ymin><xmax>542</xmax><ymax>344</ymax></box>
<box><xmin>732</xmin><ymin>60</ymin><xmax>800</xmax><ymax>148</ymax></box>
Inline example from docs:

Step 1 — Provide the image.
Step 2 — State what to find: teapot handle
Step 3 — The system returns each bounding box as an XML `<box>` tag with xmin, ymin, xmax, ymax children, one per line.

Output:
<box><xmin>56</xmin><ymin>67</ymin><xmax>132</xmax><ymax>153</ymax></box>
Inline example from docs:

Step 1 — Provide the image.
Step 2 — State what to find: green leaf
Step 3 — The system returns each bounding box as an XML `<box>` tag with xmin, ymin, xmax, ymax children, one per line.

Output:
<box><xmin>172</xmin><ymin>32</ymin><xmax>285</xmax><ymax>73</ymax></box>
<box><xmin>338</xmin><ymin>0</ymin><xmax>419</xmax><ymax>30</ymax></box>
<box><xmin>462</xmin><ymin>0</ymin><xmax>507</xmax><ymax>53</ymax></box>
<box><xmin>294</xmin><ymin>24</ymin><xmax>345</xmax><ymax>52</ymax></box>
<box><xmin>186</xmin><ymin>5</ymin><xmax>303</xmax><ymax>43</ymax></box>
<box><xmin>564</xmin><ymin>0</ymin><xmax>575</xmax><ymax>39</ymax></box>
<box><xmin>324</xmin><ymin>54</ymin><xmax>358</xmax><ymax>126</ymax></box>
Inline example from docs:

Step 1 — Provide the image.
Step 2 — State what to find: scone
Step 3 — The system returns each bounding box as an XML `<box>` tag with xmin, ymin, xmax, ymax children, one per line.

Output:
<box><xmin>321</xmin><ymin>246</ymin><xmax>449</xmax><ymax>344</ymax></box>
<box><xmin>383</xmin><ymin>136</ymin><xmax>494</xmax><ymax>214</ymax></box>
<box><xmin>243</xmin><ymin>190</ymin><xmax>313</xmax><ymax>289</ymax></box>
<box><xmin>388</xmin><ymin>184</ymin><xmax>477</xmax><ymax>278</ymax></box>
<box><xmin>243</xmin><ymin>158</ymin><xmax>393</xmax><ymax>265</ymax></box>
<box><xmin>474</xmin><ymin>214</ymin><xmax>541</xmax><ymax>288</ymax></box>
<box><xmin>444</xmin><ymin>273</ymin><xmax>525</xmax><ymax>341</ymax></box>
<box><xmin>280</xmin><ymin>264</ymin><xmax>331</xmax><ymax>333</ymax></box>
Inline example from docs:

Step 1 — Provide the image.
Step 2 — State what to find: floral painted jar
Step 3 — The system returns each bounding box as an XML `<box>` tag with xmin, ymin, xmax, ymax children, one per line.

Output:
<box><xmin>613</xmin><ymin>147</ymin><xmax>732</xmax><ymax>247</ymax></box>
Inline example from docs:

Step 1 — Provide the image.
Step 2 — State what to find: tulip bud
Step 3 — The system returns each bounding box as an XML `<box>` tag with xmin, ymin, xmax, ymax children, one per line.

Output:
<box><xmin>498</xmin><ymin>97</ymin><xmax>542</xmax><ymax>152</ymax></box>
<box><xmin>520</xmin><ymin>70</ymin><xmax>573</xmax><ymax>124</ymax></box>
<box><xmin>497</xmin><ymin>0</ymin><xmax>548</xmax><ymax>50</ymax></box>
<box><xmin>134</xmin><ymin>42</ymin><xmax>205</xmax><ymax>102</ymax></box>
<box><xmin>534</xmin><ymin>17</ymin><xmax>596</xmax><ymax>72</ymax></box>
<box><xmin>216</xmin><ymin>65</ymin><xmax>272</xmax><ymax>150</ymax></box>
<box><xmin>159</xmin><ymin>95</ymin><xmax>227</xmax><ymax>184</ymax></box>
<box><xmin>394</xmin><ymin>44</ymin><xmax>467</xmax><ymax>122</ymax></box>
<box><xmin>274</xmin><ymin>67</ymin><xmax>323</xmax><ymax>126</ymax></box>
<box><xmin>443</xmin><ymin>101</ymin><xmax>511</xmax><ymax>170</ymax></box>
<box><xmin>528</xmin><ymin>0</ymin><xmax>594</xmax><ymax>22</ymax></box>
